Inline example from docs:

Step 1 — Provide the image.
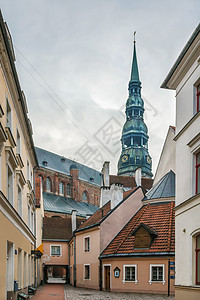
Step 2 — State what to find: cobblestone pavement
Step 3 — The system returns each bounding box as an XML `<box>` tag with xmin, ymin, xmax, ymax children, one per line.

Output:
<box><xmin>64</xmin><ymin>285</ymin><xmax>175</xmax><ymax>300</ymax></box>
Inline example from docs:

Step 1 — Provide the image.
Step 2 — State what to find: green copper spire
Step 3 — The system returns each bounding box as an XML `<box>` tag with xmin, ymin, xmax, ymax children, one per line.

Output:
<box><xmin>130</xmin><ymin>32</ymin><xmax>140</xmax><ymax>83</ymax></box>
<box><xmin>117</xmin><ymin>35</ymin><xmax>153</xmax><ymax>178</ymax></box>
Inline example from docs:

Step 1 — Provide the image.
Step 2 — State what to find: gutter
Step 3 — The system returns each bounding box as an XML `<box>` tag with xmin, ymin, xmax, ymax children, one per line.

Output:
<box><xmin>100</xmin><ymin>252</ymin><xmax>175</xmax><ymax>259</ymax></box>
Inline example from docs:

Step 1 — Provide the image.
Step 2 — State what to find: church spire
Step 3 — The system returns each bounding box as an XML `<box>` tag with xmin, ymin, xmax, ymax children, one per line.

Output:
<box><xmin>130</xmin><ymin>32</ymin><xmax>140</xmax><ymax>83</ymax></box>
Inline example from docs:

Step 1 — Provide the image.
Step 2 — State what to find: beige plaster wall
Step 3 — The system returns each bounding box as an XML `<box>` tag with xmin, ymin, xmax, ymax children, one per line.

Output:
<box><xmin>100</xmin><ymin>188</ymin><xmax>143</xmax><ymax>252</ymax></box>
<box><xmin>43</xmin><ymin>241</ymin><xmax>68</xmax><ymax>265</ymax></box>
<box><xmin>76</xmin><ymin>228</ymin><xmax>100</xmax><ymax>289</ymax></box>
<box><xmin>102</xmin><ymin>257</ymin><xmax>175</xmax><ymax>294</ymax></box>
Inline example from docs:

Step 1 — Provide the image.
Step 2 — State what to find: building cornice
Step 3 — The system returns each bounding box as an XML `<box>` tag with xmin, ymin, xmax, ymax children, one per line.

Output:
<box><xmin>174</xmin><ymin>111</ymin><xmax>200</xmax><ymax>141</ymax></box>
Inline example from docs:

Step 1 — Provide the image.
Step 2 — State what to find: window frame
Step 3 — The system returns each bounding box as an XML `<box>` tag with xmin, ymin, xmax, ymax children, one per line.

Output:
<box><xmin>46</xmin><ymin>177</ymin><xmax>51</xmax><ymax>192</ymax></box>
<box><xmin>50</xmin><ymin>245</ymin><xmax>62</xmax><ymax>256</ymax></box>
<box><xmin>6</xmin><ymin>97</ymin><xmax>12</xmax><ymax>131</ymax></box>
<box><xmin>84</xmin><ymin>264</ymin><xmax>90</xmax><ymax>280</ymax></box>
<box><xmin>197</xmin><ymin>83</ymin><xmax>200</xmax><ymax>113</ymax></box>
<box><xmin>7</xmin><ymin>162</ymin><xmax>14</xmax><ymax>205</ymax></box>
<box><xmin>17</xmin><ymin>183</ymin><xmax>23</xmax><ymax>218</ymax></box>
<box><xmin>196</xmin><ymin>152</ymin><xmax>200</xmax><ymax>194</ymax></box>
<box><xmin>196</xmin><ymin>234</ymin><xmax>200</xmax><ymax>285</ymax></box>
<box><xmin>149</xmin><ymin>264</ymin><xmax>165</xmax><ymax>284</ymax></box>
<box><xmin>123</xmin><ymin>264</ymin><xmax>138</xmax><ymax>284</ymax></box>
<box><xmin>84</xmin><ymin>236</ymin><xmax>90</xmax><ymax>252</ymax></box>
<box><xmin>67</xmin><ymin>183</ymin><xmax>71</xmax><ymax>196</ymax></box>
<box><xmin>82</xmin><ymin>191</ymin><xmax>88</xmax><ymax>203</ymax></box>
<box><xmin>59</xmin><ymin>181</ymin><xmax>64</xmax><ymax>195</ymax></box>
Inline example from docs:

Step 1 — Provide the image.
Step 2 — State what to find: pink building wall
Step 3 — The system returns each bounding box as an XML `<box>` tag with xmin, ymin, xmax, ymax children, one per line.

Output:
<box><xmin>43</xmin><ymin>241</ymin><xmax>68</xmax><ymax>265</ymax></box>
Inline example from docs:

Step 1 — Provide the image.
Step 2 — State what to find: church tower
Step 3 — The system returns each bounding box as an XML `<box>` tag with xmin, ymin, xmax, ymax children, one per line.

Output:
<box><xmin>117</xmin><ymin>35</ymin><xmax>153</xmax><ymax>178</ymax></box>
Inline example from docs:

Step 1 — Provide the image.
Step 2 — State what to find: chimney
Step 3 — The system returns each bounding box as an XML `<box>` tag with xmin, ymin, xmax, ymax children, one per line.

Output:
<box><xmin>110</xmin><ymin>183</ymin><xmax>123</xmax><ymax>210</ymax></box>
<box><xmin>71</xmin><ymin>210</ymin><xmax>77</xmax><ymax>233</ymax></box>
<box><xmin>100</xmin><ymin>186</ymin><xmax>110</xmax><ymax>208</ymax></box>
<box><xmin>101</xmin><ymin>161</ymin><xmax>110</xmax><ymax>187</ymax></box>
<box><xmin>135</xmin><ymin>167</ymin><xmax>142</xmax><ymax>187</ymax></box>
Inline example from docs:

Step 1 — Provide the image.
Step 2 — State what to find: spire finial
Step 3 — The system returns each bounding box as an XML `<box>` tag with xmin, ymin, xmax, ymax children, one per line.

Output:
<box><xmin>134</xmin><ymin>31</ymin><xmax>136</xmax><ymax>44</ymax></box>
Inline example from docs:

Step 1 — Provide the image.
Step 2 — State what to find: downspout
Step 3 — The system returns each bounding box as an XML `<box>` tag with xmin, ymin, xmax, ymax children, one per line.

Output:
<box><xmin>33</xmin><ymin>167</ymin><xmax>37</xmax><ymax>287</ymax></box>
<box><xmin>73</xmin><ymin>235</ymin><xmax>76</xmax><ymax>287</ymax></box>
<box><xmin>99</xmin><ymin>257</ymin><xmax>102</xmax><ymax>291</ymax></box>
<box><xmin>68</xmin><ymin>243</ymin><xmax>70</xmax><ymax>284</ymax></box>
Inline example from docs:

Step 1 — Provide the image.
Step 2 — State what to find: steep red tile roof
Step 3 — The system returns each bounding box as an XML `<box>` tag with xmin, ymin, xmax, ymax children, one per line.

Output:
<box><xmin>110</xmin><ymin>175</ymin><xmax>153</xmax><ymax>191</ymax></box>
<box><xmin>43</xmin><ymin>216</ymin><xmax>83</xmax><ymax>240</ymax></box>
<box><xmin>101</xmin><ymin>201</ymin><xmax>175</xmax><ymax>257</ymax></box>
<box><xmin>77</xmin><ymin>201</ymin><xmax>111</xmax><ymax>230</ymax></box>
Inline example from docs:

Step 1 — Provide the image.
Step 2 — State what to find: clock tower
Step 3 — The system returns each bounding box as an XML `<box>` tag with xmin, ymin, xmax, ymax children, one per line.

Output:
<box><xmin>117</xmin><ymin>35</ymin><xmax>153</xmax><ymax>178</ymax></box>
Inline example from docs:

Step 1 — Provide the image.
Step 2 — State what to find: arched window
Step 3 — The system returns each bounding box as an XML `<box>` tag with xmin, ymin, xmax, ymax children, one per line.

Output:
<box><xmin>82</xmin><ymin>191</ymin><xmax>88</xmax><ymax>203</ymax></box>
<box><xmin>59</xmin><ymin>182</ymin><xmax>64</xmax><ymax>195</ymax></box>
<box><xmin>46</xmin><ymin>177</ymin><xmax>51</xmax><ymax>192</ymax></box>
<box><xmin>196</xmin><ymin>234</ymin><xmax>200</xmax><ymax>284</ymax></box>
<box><xmin>67</xmin><ymin>184</ymin><xmax>71</xmax><ymax>196</ymax></box>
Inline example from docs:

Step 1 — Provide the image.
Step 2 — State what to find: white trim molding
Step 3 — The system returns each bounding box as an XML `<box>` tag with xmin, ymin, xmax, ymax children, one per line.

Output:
<box><xmin>83</xmin><ymin>264</ymin><xmax>91</xmax><ymax>280</ymax></box>
<box><xmin>123</xmin><ymin>264</ymin><xmax>138</xmax><ymax>284</ymax></box>
<box><xmin>50</xmin><ymin>244</ymin><xmax>62</xmax><ymax>256</ymax></box>
<box><xmin>149</xmin><ymin>264</ymin><xmax>165</xmax><ymax>285</ymax></box>
<box><xmin>83</xmin><ymin>235</ymin><xmax>91</xmax><ymax>252</ymax></box>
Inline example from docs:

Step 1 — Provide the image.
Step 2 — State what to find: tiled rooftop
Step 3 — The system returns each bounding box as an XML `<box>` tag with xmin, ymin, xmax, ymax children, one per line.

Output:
<box><xmin>101</xmin><ymin>201</ymin><xmax>175</xmax><ymax>257</ymax></box>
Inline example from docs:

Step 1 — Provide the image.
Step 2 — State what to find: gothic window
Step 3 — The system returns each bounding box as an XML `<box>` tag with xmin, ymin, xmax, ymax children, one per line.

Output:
<box><xmin>82</xmin><ymin>191</ymin><xmax>88</xmax><ymax>203</ymax></box>
<box><xmin>59</xmin><ymin>182</ymin><xmax>64</xmax><ymax>195</ymax></box>
<box><xmin>67</xmin><ymin>183</ymin><xmax>71</xmax><ymax>196</ymax></box>
<box><xmin>46</xmin><ymin>177</ymin><xmax>51</xmax><ymax>192</ymax></box>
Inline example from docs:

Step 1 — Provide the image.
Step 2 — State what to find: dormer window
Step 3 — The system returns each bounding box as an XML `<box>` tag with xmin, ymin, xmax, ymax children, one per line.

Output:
<box><xmin>132</xmin><ymin>223</ymin><xmax>157</xmax><ymax>249</ymax></box>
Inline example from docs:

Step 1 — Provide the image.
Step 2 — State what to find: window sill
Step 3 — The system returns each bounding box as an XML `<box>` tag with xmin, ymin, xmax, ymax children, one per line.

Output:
<box><xmin>123</xmin><ymin>280</ymin><xmax>138</xmax><ymax>284</ymax></box>
<box><xmin>149</xmin><ymin>280</ymin><xmax>166</xmax><ymax>285</ymax></box>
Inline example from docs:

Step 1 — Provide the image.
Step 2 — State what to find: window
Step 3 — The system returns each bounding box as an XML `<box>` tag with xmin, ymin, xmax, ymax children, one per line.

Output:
<box><xmin>196</xmin><ymin>234</ymin><xmax>200</xmax><ymax>284</ymax></box>
<box><xmin>6</xmin><ymin>99</ymin><xmax>11</xmax><ymax>129</ymax></box>
<box><xmin>51</xmin><ymin>245</ymin><xmax>61</xmax><ymax>256</ymax></box>
<box><xmin>84</xmin><ymin>236</ymin><xmax>90</xmax><ymax>252</ymax></box>
<box><xmin>7</xmin><ymin>164</ymin><xmax>13</xmax><ymax>204</ymax></box>
<box><xmin>197</xmin><ymin>83</ymin><xmax>200</xmax><ymax>112</ymax></box>
<box><xmin>59</xmin><ymin>181</ymin><xmax>64</xmax><ymax>195</ymax></box>
<box><xmin>196</xmin><ymin>152</ymin><xmax>200</xmax><ymax>194</ymax></box>
<box><xmin>27</xmin><ymin>160</ymin><xmax>29</xmax><ymax>181</ymax></box>
<box><xmin>84</xmin><ymin>265</ymin><xmax>90</xmax><ymax>279</ymax></box>
<box><xmin>17</xmin><ymin>185</ymin><xmax>22</xmax><ymax>217</ymax></box>
<box><xmin>23</xmin><ymin>251</ymin><xmax>27</xmax><ymax>287</ymax></box>
<box><xmin>17</xmin><ymin>129</ymin><xmax>20</xmax><ymax>154</ymax></box>
<box><xmin>123</xmin><ymin>265</ymin><xmax>137</xmax><ymax>283</ymax></box>
<box><xmin>82</xmin><ymin>191</ymin><xmax>88</xmax><ymax>203</ymax></box>
<box><xmin>28</xmin><ymin>204</ymin><xmax>31</xmax><ymax>228</ymax></box>
<box><xmin>18</xmin><ymin>248</ymin><xmax>22</xmax><ymax>289</ymax></box>
<box><xmin>28</xmin><ymin>254</ymin><xmax>31</xmax><ymax>285</ymax></box>
<box><xmin>150</xmin><ymin>264</ymin><xmax>165</xmax><ymax>283</ymax></box>
<box><xmin>46</xmin><ymin>177</ymin><xmax>51</xmax><ymax>192</ymax></box>
<box><xmin>67</xmin><ymin>183</ymin><xmax>71</xmax><ymax>196</ymax></box>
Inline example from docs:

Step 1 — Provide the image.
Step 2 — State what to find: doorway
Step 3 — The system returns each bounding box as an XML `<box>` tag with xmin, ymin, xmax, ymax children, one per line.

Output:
<box><xmin>104</xmin><ymin>265</ymin><xmax>110</xmax><ymax>291</ymax></box>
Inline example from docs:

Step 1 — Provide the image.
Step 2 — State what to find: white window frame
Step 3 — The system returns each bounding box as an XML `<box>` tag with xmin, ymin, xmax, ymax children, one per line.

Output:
<box><xmin>149</xmin><ymin>264</ymin><xmax>165</xmax><ymax>285</ymax></box>
<box><xmin>7</xmin><ymin>162</ymin><xmax>14</xmax><ymax>205</ymax></box>
<box><xmin>59</xmin><ymin>181</ymin><xmax>64</xmax><ymax>195</ymax></box>
<box><xmin>17</xmin><ymin>183</ymin><xmax>23</xmax><ymax>218</ymax></box>
<box><xmin>84</xmin><ymin>236</ymin><xmax>90</xmax><ymax>252</ymax></box>
<box><xmin>123</xmin><ymin>264</ymin><xmax>138</xmax><ymax>284</ymax></box>
<box><xmin>18</xmin><ymin>248</ymin><xmax>22</xmax><ymax>289</ymax></box>
<box><xmin>16</xmin><ymin>128</ymin><xmax>21</xmax><ymax>155</ymax></box>
<box><xmin>23</xmin><ymin>251</ymin><xmax>27</xmax><ymax>288</ymax></box>
<box><xmin>46</xmin><ymin>177</ymin><xmax>51</xmax><ymax>192</ymax></box>
<box><xmin>50</xmin><ymin>245</ymin><xmax>62</xmax><ymax>256</ymax></box>
<box><xmin>6</xmin><ymin>96</ymin><xmax>12</xmax><ymax>131</ymax></box>
<box><xmin>6</xmin><ymin>241</ymin><xmax>14</xmax><ymax>292</ymax></box>
<box><xmin>84</xmin><ymin>264</ymin><xmax>90</xmax><ymax>280</ymax></box>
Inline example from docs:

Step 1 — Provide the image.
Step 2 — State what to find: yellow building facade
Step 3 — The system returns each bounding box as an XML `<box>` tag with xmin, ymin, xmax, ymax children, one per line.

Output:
<box><xmin>0</xmin><ymin>11</ymin><xmax>40</xmax><ymax>300</ymax></box>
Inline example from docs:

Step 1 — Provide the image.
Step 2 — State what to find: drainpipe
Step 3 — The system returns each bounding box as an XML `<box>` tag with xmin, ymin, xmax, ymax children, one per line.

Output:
<box><xmin>73</xmin><ymin>235</ymin><xmax>76</xmax><ymax>287</ymax></box>
<box><xmin>68</xmin><ymin>243</ymin><xmax>70</xmax><ymax>284</ymax></box>
<box><xmin>33</xmin><ymin>167</ymin><xmax>37</xmax><ymax>287</ymax></box>
<box><xmin>99</xmin><ymin>258</ymin><xmax>102</xmax><ymax>291</ymax></box>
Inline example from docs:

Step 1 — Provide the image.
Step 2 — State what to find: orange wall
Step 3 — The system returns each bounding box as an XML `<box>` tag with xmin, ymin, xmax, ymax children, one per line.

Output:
<box><xmin>43</xmin><ymin>241</ymin><xmax>68</xmax><ymax>265</ymax></box>
<box><xmin>102</xmin><ymin>257</ymin><xmax>175</xmax><ymax>294</ymax></box>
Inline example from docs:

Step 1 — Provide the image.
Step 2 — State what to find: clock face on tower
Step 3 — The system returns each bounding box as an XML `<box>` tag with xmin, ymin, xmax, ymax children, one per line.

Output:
<box><xmin>147</xmin><ymin>156</ymin><xmax>152</xmax><ymax>164</ymax></box>
<box><xmin>121</xmin><ymin>155</ymin><xmax>129</xmax><ymax>163</ymax></box>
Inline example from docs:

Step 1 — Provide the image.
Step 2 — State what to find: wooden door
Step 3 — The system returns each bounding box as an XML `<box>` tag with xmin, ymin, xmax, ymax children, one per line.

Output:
<box><xmin>104</xmin><ymin>266</ymin><xmax>110</xmax><ymax>291</ymax></box>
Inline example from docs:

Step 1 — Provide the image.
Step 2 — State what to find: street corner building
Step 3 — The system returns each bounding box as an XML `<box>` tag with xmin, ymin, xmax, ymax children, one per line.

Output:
<box><xmin>100</xmin><ymin>170</ymin><xmax>175</xmax><ymax>295</ymax></box>
<box><xmin>161</xmin><ymin>23</ymin><xmax>200</xmax><ymax>300</ymax></box>
<box><xmin>0</xmin><ymin>11</ymin><xmax>43</xmax><ymax>300</ymax></box>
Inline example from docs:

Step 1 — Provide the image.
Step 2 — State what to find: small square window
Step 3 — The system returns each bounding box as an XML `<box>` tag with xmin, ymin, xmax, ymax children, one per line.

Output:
<box><xmin>123</xmin><ymin>265</ymin><xmax>137</xmax><ymax>283</ymax></box>
<box><xmin>150</xmin><ymin>265</ymin><xmax>165</xmax><ymax>283</ymax></box>
<box><xmin>84</xmin><ymin>265</ymin><xmax>90</xmax><ymax>279</ymax></box>
<box><xmin>51</xmin><ymin>245</ymin><xmax>61</xmax><ymax>256</ymax></box>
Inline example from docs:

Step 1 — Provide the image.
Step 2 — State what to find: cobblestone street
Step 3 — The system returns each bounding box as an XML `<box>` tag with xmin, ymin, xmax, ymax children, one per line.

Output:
<box><xmin>64</xmin><ymin>284</ymin><xmax>175</xmax><ymax>300</ymax></box>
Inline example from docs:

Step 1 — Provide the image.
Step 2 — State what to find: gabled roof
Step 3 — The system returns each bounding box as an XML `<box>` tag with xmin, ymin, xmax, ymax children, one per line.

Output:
<box><xmin>35</xmin><ymin>147</ymin><xmax>101</xmax><ymax>186</ymax></box>
<box><xmin>42</xmin><ymin>217</ymin><xmax>83</xmax><ymax>240</ymax></box>
<box><xmin>144</xmin><ymin>170</ymin><xmax>175</xmax><ymax>200</ymax></box>
<box><xmin>131</xmin><ymin>223</ymin><xmax>158</xmax><ymax>236</ymax></box>
<box><xmin>43</xmin><ymin>192</ymin><xmax>98</xmax><ymax>217</ymax></box>
<box><xmin>101</xmin><ymin>201</ymin><xmax>175</xmax><ymax>257</ymax></box>
<box><xmin>110</xmin><ymin>175</ymin><xmax>153</xmax><ymax>191</ymax></box>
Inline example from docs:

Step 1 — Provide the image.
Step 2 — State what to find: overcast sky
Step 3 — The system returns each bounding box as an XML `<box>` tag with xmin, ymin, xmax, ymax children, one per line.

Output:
<box><xmin>1</xmin><ymin>1</ymin><xmax>199</xmax><ymax>175</ymax></box>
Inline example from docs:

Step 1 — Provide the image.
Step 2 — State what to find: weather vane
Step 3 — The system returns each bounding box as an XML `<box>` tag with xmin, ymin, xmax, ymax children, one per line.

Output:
<box><xmin>134</xmin><ymin>31</ymin><xmax>136</xmax><ymax>43</ymax></box>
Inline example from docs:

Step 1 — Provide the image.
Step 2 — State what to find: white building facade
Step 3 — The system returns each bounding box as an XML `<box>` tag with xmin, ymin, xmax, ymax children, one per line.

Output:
<box><xmin>162</xmin><ymin>24</ymin><xmax>200</xmax><ymax>300</ymax></box>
